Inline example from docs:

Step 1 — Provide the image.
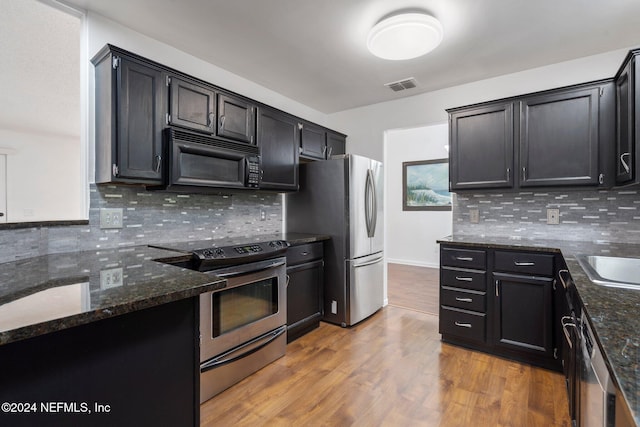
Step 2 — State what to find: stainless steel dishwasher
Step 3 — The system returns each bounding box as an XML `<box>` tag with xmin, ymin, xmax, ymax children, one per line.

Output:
<box><xmin>579</xmin><ymin>312</ymin><xmax>616</xmax><ymax>427</ymax></box>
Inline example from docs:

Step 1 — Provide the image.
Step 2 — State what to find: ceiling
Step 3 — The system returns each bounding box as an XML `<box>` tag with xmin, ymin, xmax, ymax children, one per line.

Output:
<box><xmin>63</xmin><ymin>0</ymin><xmax>640</xmax><ymax>114</ymax></box>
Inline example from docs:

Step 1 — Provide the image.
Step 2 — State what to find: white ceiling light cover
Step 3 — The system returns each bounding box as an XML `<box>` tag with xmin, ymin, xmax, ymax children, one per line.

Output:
<box><xmin>367</xmin><ymin>13</ymin><xmax>443</xmax><ymax>60</ymax></box>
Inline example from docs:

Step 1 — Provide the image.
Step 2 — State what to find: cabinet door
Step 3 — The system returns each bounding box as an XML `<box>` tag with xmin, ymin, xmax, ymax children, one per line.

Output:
<box><xmin>286</xmin><ymin>260</ymin><xmax>323</xmax><ymax>342</ymax></box>
<box><xmin>300</xmin><ymin>122</ymin><xmax>326</xmax><ymax>160</ymax></box>
<box><xmin>257</xmin><ymin>108</ymin><xmax>299</xmax><ymax>191</ymax></box>
<box><xmin>449</xmin><ymin>103</ymin><xmax>514</xmax><ymax>190</ymax></box>
<box><xmin>168</xmin><ymin>76</ymin><xmax>216</xmax><ymax>133</ymax></box>
<box><xmin>616</xmin><ymin>59</ymin><xmax>635</xmax><ymax>184</ymax></box>
<box><xmin>492</xmin><ymin>272</ymin><xmax>554</xmax><ymax>358</ymax></box>
<box><xmin>116</xmin><ymin>57</ymin><xmax>165</xmax><ymax>182</ymax></box>
<box><xmin>326</xmin><ymin>131</ymin><xmax>346</xmax><ymax>157</ymax></box>
<box><xmin>519</xmin><ymin>86</ymin><xmax>600</xmax><ymax>187</ymax></box>
<box><xmin>217</xmin><ymin>93</ymin><xmax>256</xmax><ymax>144</ymax></box>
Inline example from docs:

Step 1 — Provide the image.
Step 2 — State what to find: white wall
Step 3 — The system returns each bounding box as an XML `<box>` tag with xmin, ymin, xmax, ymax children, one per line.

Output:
<box><xmin>328</xmin><ymin>47</ymin><xmax>632</xmax><ymax>161</ymax></box>
<box><xmin>385</xmin><ymin>124</ymin><xmax>451</xmax><ymax>268</ymax></box>
<box><xmin>0</xmin><ymin>129</ymin><xmax>83</xmax><ymax>222</ymax></box>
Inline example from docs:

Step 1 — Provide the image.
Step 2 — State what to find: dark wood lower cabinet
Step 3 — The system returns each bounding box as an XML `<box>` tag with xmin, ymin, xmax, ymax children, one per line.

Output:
<box><xmin>0</xmin><ymin>299</ymin><xmax>199</xmax><ymax>427</ymax></box>
<box><xmin>493</xmin><ymin>272</ymin><xmax>554</xmax><ymax>359</ymax></box>
<box><xmin>439</xmin><ymin>244</ymin><xmax>561</xmax><ymax>372</ymax></box>
<box><xmin>286</xmin><ymin>242</ymin><xmax>324</xmax><ymax>343</ymax></box>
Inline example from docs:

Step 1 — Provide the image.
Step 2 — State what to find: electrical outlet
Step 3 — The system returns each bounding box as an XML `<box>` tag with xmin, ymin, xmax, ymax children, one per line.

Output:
<box><xmin>100</xmin><ymin>267</ymin><xmax>123</xmax><ymax>289</ymax></box>
<box><xmin>100</xmin><ymin>208</ymin><xmax>123</xmax><ymax>229</ymax></box>
<box><xmin>469</xmin><ymin>209</ymin><xmax>479</xmax><ymax>224</ymax></box>
<box><xmin>260</xmin><ymin>209</ymin><xmax>266</xmax><ymax>221</ymax></box>
<box><xmin>547</xmin><ymin>208</ymin><xmax>560</xmax><ymax>225</ymax></box>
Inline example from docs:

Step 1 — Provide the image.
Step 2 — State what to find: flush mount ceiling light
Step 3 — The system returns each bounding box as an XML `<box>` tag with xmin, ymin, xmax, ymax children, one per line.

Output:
<box><xmin>367</xmin><ymin>12</ymin><xmax>443</xmax><ymax>60</ymax></box>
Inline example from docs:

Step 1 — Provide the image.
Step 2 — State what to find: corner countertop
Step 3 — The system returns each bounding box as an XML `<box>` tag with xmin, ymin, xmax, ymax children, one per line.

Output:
<box><xmin>0</xmin><ymin>246</ymin><xmax>225</xmax><ymax>346</ymax></box>
<box><xmin>0</xmin><ymin>232</ymin><xmax>330</xmax><ymax>348</ymax></box>
<box><xmin>439</xmin><ymin>235</ymin><xmax>640</xmax><ymax>426</ymax></box>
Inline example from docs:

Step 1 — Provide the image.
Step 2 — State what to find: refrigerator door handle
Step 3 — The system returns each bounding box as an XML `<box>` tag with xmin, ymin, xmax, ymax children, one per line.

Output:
<box><xmin>365</xmin><ymin>169</ymin><xmax>375</xmax><ymax>238</ymax></box>
<box><xmin>352</xmin><ymin>256</ymin><xmax>384</xmax><ymax>268</ymax></box>
<box><xmin>369</xmin><ymin>169</ymin><xmax>377</xmax><ymax>237</ymax></box>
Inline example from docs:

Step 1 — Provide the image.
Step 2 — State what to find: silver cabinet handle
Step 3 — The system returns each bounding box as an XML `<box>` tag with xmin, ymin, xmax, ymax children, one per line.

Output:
<box><xmin>322</xmin><ymin>146</ymin><xmax>327</xmax><ymax>157</ymax></box>
<box><xmin>328</xmin><ymin>146</ymin><xmax>333</xmax><ymax>157</ymax></box>
<box><xmin>154</xmin><ymin>155</ymin><xmax>162</xmax><ymax>173</ymax></box>
<box><xmin>621</xmin><ymin>152</ymin><xmax>631</xmax><ymax>173</ymax></box>
<box><xmin>455</xmin><ymin>297</ymin><xmax>473</xmax><ymax>303</ymax></box>
<box><xmin>522</xmin><ymin>167</ymin><xmax>527</xmax><ymax>181</ymax></box>
<box><xmin>558</xmin><ymin>269</ymin><xmax>570</xmax><ymax>289</ymax></box>
<box><xmin>455</xmin><ymin>256</ymin><xmax>473</xmax><ymax>261</ymax></box>
<box><xmin>219</xmin><ymin>115</ymin><xmax>226</xmax><ymax>130</ymax></box>
<box><xmin>300</xmin><ymin>251</ymin><xmax>309</xmax><ymax>256</ymax></box>
<box><xmin>286</xmin><ymin>275</ymin><xmax>290</xmax><ymax>287</ymax></box>
<box><xmin>455</xmin><ymin>276</ymin><xmax>473</xmax><ymax>282</ymax></box>
<box><xmin>454</xmin><ymin>322</ymin><xmax>472</xmax><ymax>328</ymax></box>
<box><xmin>561</xmin><ymin>315</ymin><xmax>577</xmax><ymax>348</ymax></box>
<box><xmin>495</xmin><ymin>280</ymin><xmax>500</xmax><ymax>297</ymax></box>
<box><xmin>514</xmin><ymin>261</ymin><xmax>535</xmax><ymax>266</ymax></box>
<box><xmin>506</xmin><ymin>167</ymin><xmax>510</xmax><ymax>181</ymax></box>
<box><xmin>208</xmin><ymin>112</ymin><xmax>215</xmax><ymax>129</ymax></box>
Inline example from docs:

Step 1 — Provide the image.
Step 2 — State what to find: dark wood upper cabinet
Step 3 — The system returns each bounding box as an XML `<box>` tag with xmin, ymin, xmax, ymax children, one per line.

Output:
<box><xmin>92</xmin><ymin>44</ymin><xmax>346</xmax><ymax>190</ymax></box>
<box><xmin>519</xmin><ymin>86</ymin><xmax>601</xmax><ymax>187</ymax></box>
<box><xmin>326</xmin><ymin>131</ymin><xmax>346</xmax><ymax>158</ymax></box>
<box><xmin>449</xmin><ymin>102</ymin><xmax>514</xmax><ymax>190</ymax></box>
<box><xmin>448</xmin><ymin>80</ymin><xmax>614</xmax><ymax>192</ymax></box>
<box><xmin>93</xmin><ymin>48</ymin><xmax>165</xmax><ymax>184</ymax></box>
<box><xmin>300</xmin><ymin>122</ymin><xmax>327</xmax><ymax>160</ymax></box>
<box><xmin>615</xmin><ymin>49</ymin><xmax>640</xmax><ymax>186</ymax></box>
<box><xmin>257</xmin><ymin>107</ymin><xmax>299</xmax><ymax>191</ymax></box>
<box><xmin>217</xmin><ymin>93</ymin><xmax>256</xmax><ymax>144</ymax></box>
<box><xmin>168</xmin><ymin>76</ymin><xmax>216</xmax><ymax>134</ymax></box>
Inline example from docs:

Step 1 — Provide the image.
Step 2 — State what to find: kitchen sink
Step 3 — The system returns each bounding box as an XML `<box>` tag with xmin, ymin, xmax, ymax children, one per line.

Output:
<box><xmin>576</xmin><ymin>255</ymin><xmax>640</xmax><ymax>289</ymax></box>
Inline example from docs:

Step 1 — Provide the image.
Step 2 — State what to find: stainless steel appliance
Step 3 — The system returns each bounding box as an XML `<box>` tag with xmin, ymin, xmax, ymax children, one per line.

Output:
<box><xmin>155</xmin><ymin>239</ymin><xmax>288</xmax><ymax>403</ymax></box>
<box><xmin>286</xmin><ymin>154</ymin><xmax>384</xmax><ymax>327</ymax></box>
<box><xmin>155</xmin><ymin>128</ymin><xmax>261</xmax><ymax>192</ymax></box>
<box><xmin>580</xmin><ymin>312</ymin><xmax>616</xmax><ymax>427</ymax></box>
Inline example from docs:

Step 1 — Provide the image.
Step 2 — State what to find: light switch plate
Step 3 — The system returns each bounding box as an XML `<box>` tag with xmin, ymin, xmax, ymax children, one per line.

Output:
<box><xmin>547</xmin><ymin>208</ymin><xmax>560</xmax><ymax>225</ymax></box>
<box><xmin>100</xmin><ymin>208</ymin><xmax>123</xmax><ymax>229</ymax></box>
<box><xmin>469</xmin><ymin>209</ymin><xmax>479</xmax><ymax>224</ymax></box>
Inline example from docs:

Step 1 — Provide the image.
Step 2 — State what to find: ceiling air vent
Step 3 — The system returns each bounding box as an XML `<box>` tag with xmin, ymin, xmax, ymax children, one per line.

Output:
<box><xmin>385</xmin><ymin>77</ymin><xmax>418</xmax><ymax>92</ymax></box>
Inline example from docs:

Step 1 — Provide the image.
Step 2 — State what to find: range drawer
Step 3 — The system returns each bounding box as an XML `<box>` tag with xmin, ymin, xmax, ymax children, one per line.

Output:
<box><xmin>441</xmin><ymin>247</ymin><xmax>486</xmax><ymax>270</ymax></box>
<box><xmin>440</xmin><ymin>307</ymin><xmax>485</xmax><ymax>342</ymax></box>
<box><xmin>286</xmin><ymin>242</ymin><xmax>323</xmax><ymax>266</ymax></box>
<box><xmin>494</xmin><ymin>251</ymin><xmax>554</xmax><ymax>276</ymax></box>
<box><xmin>441</xmin><ymin>287</ymin><xmax>485</xmax><ymax>312</ymax></box>
<box><xmin>441</xmin><ymin>267</ymin><xmax>486</xmax><ymax>291</ymax></box>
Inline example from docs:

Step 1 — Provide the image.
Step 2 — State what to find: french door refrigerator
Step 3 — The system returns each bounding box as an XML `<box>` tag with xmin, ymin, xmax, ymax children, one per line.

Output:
<box><xmin>286</xmin><ymin>154</ymin><xmax>384</xmax><ymax>326</ymax></box>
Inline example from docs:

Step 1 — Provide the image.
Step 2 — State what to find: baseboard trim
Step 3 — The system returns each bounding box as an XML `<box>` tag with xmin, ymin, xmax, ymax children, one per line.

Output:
<box><xmin>387</xmin><ymin>259</ymin><xmax>439</xmax><ymax>269</ymax></box>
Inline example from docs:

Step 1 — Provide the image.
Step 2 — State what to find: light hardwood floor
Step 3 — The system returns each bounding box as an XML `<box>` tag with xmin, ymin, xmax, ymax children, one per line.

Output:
<box><xmin>387</xmin><ymin>263</ymin><xmax>440</xmax><ymax>314</ymax></box>
<box><xmin>200</xmin><ymin>264</ymin><xmax>571</xmax><ymax>426</ymax></box>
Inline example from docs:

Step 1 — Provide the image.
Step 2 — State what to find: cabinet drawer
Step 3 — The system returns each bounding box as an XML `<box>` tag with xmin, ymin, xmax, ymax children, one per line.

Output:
<box><xmin>441</xmin><ymin>267</ymin><xmax>486</xmax><ymax>291</ymax></box>
<box><xmin>494</xmin><ymin>251</ymin><xmax>554</xmax><ymax>276</ymax></box>
<box><xmin>286</xmin><ymin>242</ymin><xmax>323</xmax><ymax>265</ymax></box>
<box><xmin>439</xmin><ymin>307</ymin><xmax>485</xmax><ymax>342</ymax></box>
<box><xmin>441</xmin><ymin>247</ymin><xmax>486</xmax><ymax>269</ymax></box>
<box><xmin>441</xmin><ymin>288</ymin><xmax>485</xmax><ymax>312</ymax></box>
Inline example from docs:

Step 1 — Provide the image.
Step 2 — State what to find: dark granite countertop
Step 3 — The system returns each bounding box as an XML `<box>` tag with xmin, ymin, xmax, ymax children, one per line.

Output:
<box><xmin>0</xmin><ymin>246</ymin><xmax>225</xmax><ymax>346</ymax></box>
<box><xmin>0</xmin><ymin>232</ymin><xmax>329</xmax><ymax>348</ymax></box>
<box><xmin>439</xmin><ymin>235</ymin><xmax>640</xmax><ymax>426</ymax></box>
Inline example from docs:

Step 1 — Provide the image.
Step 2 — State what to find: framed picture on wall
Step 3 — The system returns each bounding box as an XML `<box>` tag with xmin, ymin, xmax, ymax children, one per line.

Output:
<box><xmin>402</xmin><ymin>159</ymin><xmax>452</xmax><ymax>211</ymax></box>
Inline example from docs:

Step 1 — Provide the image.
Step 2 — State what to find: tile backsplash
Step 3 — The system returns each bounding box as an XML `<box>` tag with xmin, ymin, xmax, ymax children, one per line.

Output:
<box><xmin>453</xmin><ymin>189</ymin><xmax>640</xmax><ymax>243</ymax></box>
<box><xmin>0</xmin><ymin>184</ymin><xmax>282</xmax><ymax>263</ymax></box>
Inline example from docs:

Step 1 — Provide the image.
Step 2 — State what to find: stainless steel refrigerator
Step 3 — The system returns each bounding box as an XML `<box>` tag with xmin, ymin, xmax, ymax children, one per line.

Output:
<box><xmin>286</xmin><ymin>154</ymin><xmax>384</xmax><ymax>326</ymax></box>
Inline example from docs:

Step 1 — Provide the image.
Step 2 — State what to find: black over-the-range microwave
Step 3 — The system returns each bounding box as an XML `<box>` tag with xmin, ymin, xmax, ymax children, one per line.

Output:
<box><xmin>152</xmin><ymin>128</ymin><xmax>261</xmax><ymax>193</ymax></box>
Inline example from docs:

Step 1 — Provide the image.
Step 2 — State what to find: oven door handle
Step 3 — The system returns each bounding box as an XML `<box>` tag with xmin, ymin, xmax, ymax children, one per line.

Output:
<box><xmin>200</xmin><ymin>325</ymin><xmax>286</xmax><ymax>372</ymax></box>
<box><xmin>213</xmin><ymin>260</ymin><xmax>286</xmax><ymax>278</ymax></box>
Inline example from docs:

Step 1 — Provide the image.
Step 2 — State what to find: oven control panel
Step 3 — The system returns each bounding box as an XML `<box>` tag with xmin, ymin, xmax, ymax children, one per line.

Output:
<box><xmin>191</xmin><ymin>240</ymin><xmax>289</xmax><ymax>270</ymax></box>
